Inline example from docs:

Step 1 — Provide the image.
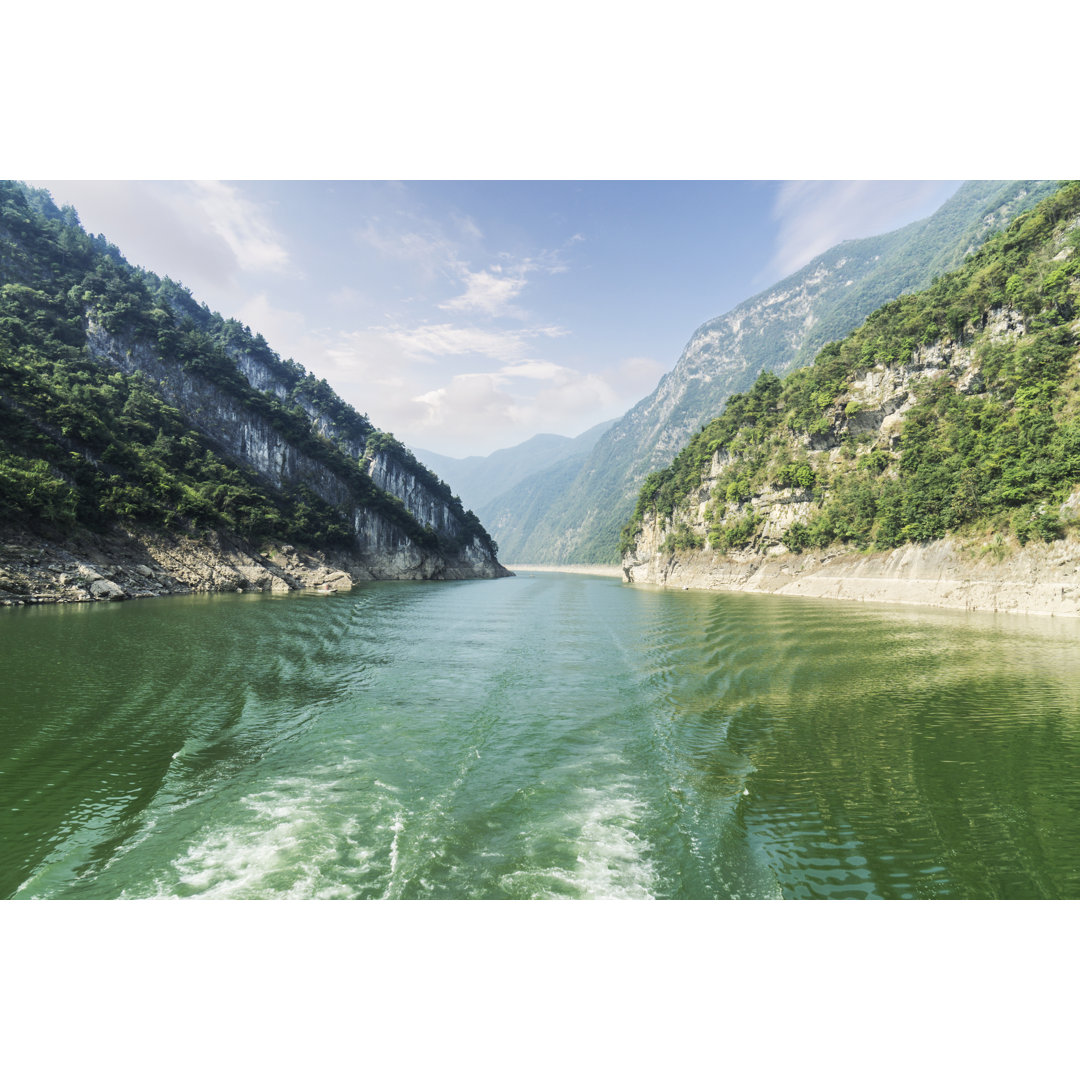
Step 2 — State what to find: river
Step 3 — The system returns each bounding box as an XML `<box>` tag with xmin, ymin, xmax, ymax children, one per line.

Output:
<box><xmin>3</xmin><ymin>571</ymin><xmax>1080</xmax><ymax>899</ymax></box>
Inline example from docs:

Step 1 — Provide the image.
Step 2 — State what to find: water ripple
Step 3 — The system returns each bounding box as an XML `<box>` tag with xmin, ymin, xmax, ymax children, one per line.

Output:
<box><xmin>5</xmin><ymin>578</ymin><xmax>1080</xmax><ymax>899</ymax></box>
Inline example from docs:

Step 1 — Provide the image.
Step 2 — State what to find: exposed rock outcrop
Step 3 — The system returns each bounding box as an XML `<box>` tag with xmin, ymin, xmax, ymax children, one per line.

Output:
<box><xmin>624</xmin><ymin>535</ymin><xmax>1080</xmax><ymax>619</ymax></box>
<box><xmin>0</xmin><ymin>522</ymin><xmax>475</xmax><ymax>606</ymax></box>
<box><xmin>81</xmin><ymin>321</ymin><xmax>508</xmax><ymax>586</ymax></box>
<box><xmin>622</xmin><ymin>296</ymin><xmax>1080</xmax><ymax>618</ymax></box>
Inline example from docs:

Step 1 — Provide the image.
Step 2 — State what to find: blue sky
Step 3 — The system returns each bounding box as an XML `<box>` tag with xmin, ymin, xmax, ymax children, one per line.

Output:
<box><xmin>34</xmin><ymin>179</ymin><xmax>962</xmax><ymax>457</ymax></box>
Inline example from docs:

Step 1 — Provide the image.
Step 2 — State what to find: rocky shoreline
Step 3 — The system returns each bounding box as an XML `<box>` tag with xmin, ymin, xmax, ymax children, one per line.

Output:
<box><xmin>0</xmin><ymin>525</ymin><xmax>510</xmax><ymax>607</ymax></box>
<box><xmin>623</xmin><ymin>536</ymin><xmax>1080</xmax><ymax>618</ymax></box>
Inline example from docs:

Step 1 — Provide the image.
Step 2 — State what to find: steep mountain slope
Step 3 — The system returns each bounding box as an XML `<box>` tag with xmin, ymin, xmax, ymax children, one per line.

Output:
<box><xmin>475</xmin><ymin>451</ymin><xmax>594</xmax><ymax>565</ymax></box>
<box><xmin>622</xmin><ymin>181</ymin><xmax>1080</xmax><ymax>608</ymax></box>
<box><xmin>413</xmin><ymin>418</ymin><xmax>614</xmax><ymax>517</ymax></box>
<box><xmin>0</xmin><ymin>181</ymin><xmax>507</xmax><ymax>601</ymax></box>
<box><xmin>499</xmin><ymin>181</ymin><xmax>1058</xmax><ymax>565</ymax></box>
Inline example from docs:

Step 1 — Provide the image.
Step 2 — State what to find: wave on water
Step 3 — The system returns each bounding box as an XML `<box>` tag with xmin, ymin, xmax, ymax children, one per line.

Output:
<box><xmin>146</xmin><ymin>776</ymin><xmax>376</xmax><ymax>900</ymax></box>
<box><xmin>569</xmin><ymin>790</ymin><xmax>657</xmax><ymax>900</ymax></box>
<box><xmin>497</xmin><ymin>787</ymin><xmax>657</xmax><ymax>900</ymax></box>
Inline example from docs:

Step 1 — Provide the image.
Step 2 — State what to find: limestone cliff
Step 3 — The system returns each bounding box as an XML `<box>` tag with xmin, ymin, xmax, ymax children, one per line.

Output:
<box><xmin>0</xmin><ymin>181</ymin><xmax>509</xmax><ymax>597</ymax></box>
<box><xmin>487</xmin><ymin>181</ymin><xmax>1057</xmax><ymax>564</ymax></box>
<box><xmin>82</xmin><ymin>320</ymin><xmax>505</xmax><ymax>583</ymax></box>
<box><xmin>623</xmin><ymin>183</ymin><xmax>1080</xmax><ymax>617</ymax></box>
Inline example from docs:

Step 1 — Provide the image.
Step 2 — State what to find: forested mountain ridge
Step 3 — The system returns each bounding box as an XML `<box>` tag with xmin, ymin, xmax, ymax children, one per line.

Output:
<box><xmin>413</xmin><ymin>418</ymin><xmax>615</xmax><ymax>521</ymax></box>
<box><xmin>0</xmin><ymin>182</ymin><xmax>507</xmax><ymax>602</ymax></box>
<box><xmin>495</xmin><ymin>181</ymin><xmax>1058</xmax><ymax>565</ymax></box>
<box><xmin>622</xmin><ymin>182</ymin><xmax>1080</xmax><ymax>590</ymax></box>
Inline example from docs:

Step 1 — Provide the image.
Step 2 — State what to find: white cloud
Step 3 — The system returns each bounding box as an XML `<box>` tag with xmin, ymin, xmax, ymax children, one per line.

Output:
<box><xmin>438</xmin><ymin>250</ymin><xmax>570</xmax><ymax>318</ymax></box>
<box><xmin>379</xmin><ymin>322</ymin><xmax>567</xmax><ymax>363</ymax></box>
<box><xmin>408</xmin><ymin>356</ymin><xmax>624</xmax><ymax>454</ymax></box>
<box><xmin>415</xmin><ymin>373</ymin><xmax>519</xmax><ymax>429</ymax></box>
<box><xmin>217</xmin><ymin>303</ymin><xmax>668</xmax><ymax>457</ymax></box>
<box><xmin>767</xmin><ymin>180</ymin><xmax>962</xmax><ymax>280</ymax></box>
<box><xmin>439</xmin><ymin>266</ymin><xmax>529</xmax><ymax>316</ymax></box>
<box><xmin>188</xmin><ymin>180</ymin><xmax>291</xmax><ymax>275</ymax></box>
<box><xmin>33</xmin><ymin>180</ymin><xmax>293</xmax><ymax>317</ymax></box>
<box><xmin>357</xmin><ymin>202</ymin><xmax>574</xmax><ymax>321</ymax></box>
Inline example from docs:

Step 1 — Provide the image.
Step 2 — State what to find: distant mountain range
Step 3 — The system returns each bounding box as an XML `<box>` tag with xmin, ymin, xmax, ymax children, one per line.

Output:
<box><xmin>473</xmin><ymin>180</ymin><xmax>1058</xmax><ymax>564</ymax></box>
<box><xmin>413</xmin><ymin>419</ymin><xmax>615</xmax><ymax>519</ymax></box>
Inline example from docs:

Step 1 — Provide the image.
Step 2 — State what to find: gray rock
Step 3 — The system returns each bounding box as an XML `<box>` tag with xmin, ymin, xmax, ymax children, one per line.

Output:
<box><xmin>89</xmin><ymin>579</ymin><xmax>125</xmax><ymax>600</ymax></box>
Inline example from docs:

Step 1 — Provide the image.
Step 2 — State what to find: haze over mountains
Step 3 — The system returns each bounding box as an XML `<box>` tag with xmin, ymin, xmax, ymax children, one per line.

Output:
<box><xmin>429</xmin><ymin>181</ymin><xmax>1056</xmax><ymax>565</ymax></box>
<box><xmin>413</xmin><ymin>419</ymin><xmax>614</xmax><ymax>518</ymax></box>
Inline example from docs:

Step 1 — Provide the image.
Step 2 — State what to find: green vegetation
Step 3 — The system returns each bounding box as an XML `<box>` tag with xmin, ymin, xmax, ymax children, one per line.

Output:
<box><xmin>0</xmin><ymin>182</ymin><xmax>495</xmax><ymax>556</ymax></box>
<box><xmin>789</xmin><ymin>181</ymin><xmax>1057</xmax><ymax>369</ymax></box>
<box><xmin>493</xmin><ymin>181</ymin><xmax>1058</xmax><ymax>565</ymax></box>
<box><xmin>622</xmin><ymin>181</ymin><xmax>1080</xmax><ymax>558</ymax></box>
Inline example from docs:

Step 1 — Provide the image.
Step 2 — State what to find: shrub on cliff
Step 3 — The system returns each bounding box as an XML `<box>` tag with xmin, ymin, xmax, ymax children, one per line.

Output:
<box><xmin>624</xmin><ymin>181</ymin><xmax>1080</xmax><ymax>558</ymax></box>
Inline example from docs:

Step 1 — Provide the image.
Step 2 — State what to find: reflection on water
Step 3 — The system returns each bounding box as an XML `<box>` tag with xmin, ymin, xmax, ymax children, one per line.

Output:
<box><xmin>3</xmin><ymin>577</ymin><xmax>1080</xmax><ymax>899</ymax></box>
<box><xmin>637</xmin><ymin>590</ymin><xmax>1080</xmax><ymax>899</ymax></box>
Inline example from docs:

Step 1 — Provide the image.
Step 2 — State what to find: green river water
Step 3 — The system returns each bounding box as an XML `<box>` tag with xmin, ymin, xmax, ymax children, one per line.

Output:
<box><xmin>3</xmin><ymin>571</ymin><xmax>1080</xmax><ymax>900</ymax></box>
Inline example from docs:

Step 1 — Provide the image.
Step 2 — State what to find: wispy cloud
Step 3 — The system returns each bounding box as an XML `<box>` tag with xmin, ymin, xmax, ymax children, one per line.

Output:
<box><xmin>187</xmin><ymin>180</ymin><xmax>291</xmax><ymax>275</ymax></box>
<box><xmin>357</xmin><ymin>202</ymin><xmax>574</xmax><ymax>321</ymax></box>
<box><xmin>355</xmin><ymin>216</ymin><xmax>465</xmax><ymax>282</ymax></box>
<box><xmin>438</xmin><ymin>249</ymin><xmax>571</xmax><ymax>318</ymax></box>
<box><xmin>378</xmin><ymin>322</ymin><xmax>568</xmax><ymax>363</ymax></box>
<box><xmin>439</xmin><ymin>266</ymin><xmax>530</xmax><ymax>316</ymax></box>
<box><xmin>766</xmin><ymin>180</ymin><xmax>962</xmax><ymax>280</ymax></box>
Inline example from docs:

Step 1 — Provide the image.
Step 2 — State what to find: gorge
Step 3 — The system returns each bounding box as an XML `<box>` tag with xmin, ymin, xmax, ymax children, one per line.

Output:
<box><xmin>5</xmin><ymin>179</ymin><xmax>1080</xmax><ymax>905</ymax></box>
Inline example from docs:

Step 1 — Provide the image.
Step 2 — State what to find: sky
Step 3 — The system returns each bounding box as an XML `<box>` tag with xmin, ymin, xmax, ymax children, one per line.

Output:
<box><xmin>33</xmin><ymin>179</ymin><xmax>962</xmax><ymax>458</ymax></box>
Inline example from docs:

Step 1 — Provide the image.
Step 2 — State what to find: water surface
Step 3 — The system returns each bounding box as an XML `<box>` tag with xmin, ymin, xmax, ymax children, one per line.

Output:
<box><xmin>3</xmin><ymin>573</ymin><xmax>1079</xmax><ymax>899</ymax></box>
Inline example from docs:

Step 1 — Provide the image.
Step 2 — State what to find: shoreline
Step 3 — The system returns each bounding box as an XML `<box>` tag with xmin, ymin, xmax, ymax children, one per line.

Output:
<box><xmin>0</xmin><ymin>525</ymin><xmax>508</xmax><ymax>607</ymax></box>
<box><xmin>505</xmin><ymin>563</ymin><xmax>624</xmax><ymax>578</ymax></box>
<box><xmin>623</xmin><ymin>537</ymin><xmax>1080</xmax><ymax>619</ymax></box>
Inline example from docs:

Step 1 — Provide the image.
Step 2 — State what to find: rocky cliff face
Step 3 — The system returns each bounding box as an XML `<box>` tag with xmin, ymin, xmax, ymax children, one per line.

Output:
<box><xmin>0</xmin><ymin>181</ymin><xmax>509</xmax><ymax>600</ymax></box>
<box><xmin>622</xmin><ymin>296</ymin><xmax>1080</xmax><ymax>619</ymax></box>
<box><xmin>83</xmin><ymin>321</ymin><xmax>507</xmax><ymax>583</ymax></box>
<box><xmin>490</xmin><ymin>181</ymin><xmax>1057</xmax><ymax>565</ymax></box>
<box><xmin>624</xmin><ymin>306</ymin><xmax>1033</xmax><ymax>579</ymax></box>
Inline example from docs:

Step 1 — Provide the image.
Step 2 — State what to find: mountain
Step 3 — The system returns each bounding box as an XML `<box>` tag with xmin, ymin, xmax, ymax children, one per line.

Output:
<box><xmin>495</xmin><ymin>180</ymin><xmax>1059</xmax><ymax>565</ymax></box>
<box><xmin>622</xmin><ymin>181</ymin><xmax>1080</xmax><ymax>600</ymax></box>
<box><xmin>412</xmin><ymin>418</ymin><xmax>615</xmax><ymax>517</ymax></box>
<box><xmin>475</xmin><ymin>451</ymin><xmax>596</xmax><ymax>566</ymax></box>
<box><xmin>0</xmin><ymin>181</ymin><xmax>507</xmax><ymax>603</ymax></box>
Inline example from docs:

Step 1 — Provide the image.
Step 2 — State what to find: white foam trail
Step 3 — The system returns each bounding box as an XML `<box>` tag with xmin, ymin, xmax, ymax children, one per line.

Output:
<box><xmin>569</xmin><ymin>789</ymin><xmax>656</xmax><ymax>900</ymax></box>
<box><xmin>498</xmin><ymin>786</ymin><xmax>658</xmax><ymax>900</ymax></box>
<box><xmin>161</xmin><ymin>777</ymin><xmax>370</xmax><ymax>899</ymax></box>
<box><xmin>382</xmin><ymin>814</ymin><xmax>406</xmax><ymax>899</ymax></box>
